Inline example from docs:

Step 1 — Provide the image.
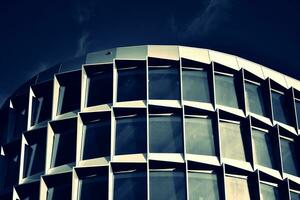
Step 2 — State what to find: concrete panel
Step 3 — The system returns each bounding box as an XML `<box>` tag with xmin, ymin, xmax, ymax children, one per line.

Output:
<box><xmin>179</xmin><ymin>46</ymin><xmax>210</xmax><ymax>64</ymax></box>
<box><xmin>209</xmin><ymin>50</ymin><xmax>240</xmax><ymax>70</ymax></box>
<box><xmin>116</xmin><ymin>45</ymin><xmax>147</xmax><ymax>60</ymax></box>
<box><xmin>237</xmin><ymin>57</ymin><xmax>265</xmax><ymax>79</ymax></box>
<box><xmin>148</xmin><ymin>45</ymin><xmax>179</xmax><ymax>60</ymax></box>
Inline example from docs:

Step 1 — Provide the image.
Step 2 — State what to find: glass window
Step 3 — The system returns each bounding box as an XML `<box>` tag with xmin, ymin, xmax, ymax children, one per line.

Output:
<box><xmin>185</xmin><ymin>116</ymin><xmax>215</xmax><ymax>156</ymax></box>
<box><xmin>149</xmin><ymin>67</ymin><xmax>180</xmax><ymax>100</ymax></box>
<box><xmin>295</xmin><ymin>100</ymin><xmax>300</xmax><ymax>129</ymax></box>
<box><xmin>225</xmin><ymin>175</ymin><xmax>251</xmax><ymax>200</ymax></box>
<box><xmin>188</xmin><ymin>172</ymin><xmax>220</xmax><ymax>200</ymax></box>
<box><xmin>182</xmin><ymin>69</ymin><xmax>211</xmax><ymax>103</ymax></box>
<box><xmin>82</xmin><ymin>118</ymin><xmax>111</xmax><ymax>160</ymax></box>
<box><xmin>272</xmin><ymin>91</ymin><xmax>291</xmax><ymax>125</ymax></box>
<box><xmin>47</xmin><ymin>182</ymin><xmax>72</xmax><ymax>200</ymax></box>
<box><xmin>215</xmin><ymin>73</ymin><xmax>239</xmax><ymax>109</ymax></box>
<box><xmin>115</xmin><ymin>114</ymin><xmax>147</xmax><ymax>155</ymax></box>
<box><xmin>86</xmin><ymin>69</ymin><xmax>113</xmax><ymax>107</ymax></box>
<box><xmin>252</xmin><ymin>128</ymin><xmax>277</xmax><ymax>169</ymax></box>
<box><xmin>114</xmin><ymin>171</ymin><xmax>147</xmax><ymax>200</ymax></box>
<box><xmin>31</xmin><ymin>95</ymin><xmax>52</xmax><ymax>126</ymax></box>
<box><xmin>280</xmin><ymin>137</ymin><xmax>299</xmax><ymax>176</ymax></box>
<box><xmin>260</xmin><ymin>182</ymin><xmax>280</xmax><ymax>200</ymax></box>
<box><xmin>291</xmin><ymin>191</ymin><xmax>300</xmax><ymax>200</ymax></box>
<box><xmin>245</xmin><ymin>81</ymin><xmax>267</xmax><ymax>116</ymax></box>
<box><xmin>149</xmin><ymin>114</ymin><xmax>183</xmax><ymax>153</ymax></box>
<box><xmin>23</xmin><ymin>134</ymin><xmax>46</xmax><ymax>177</ymax></box>
<box><xmin>117</xmin><ymin>67</ymin><xmax>146</xmax><ymax>102</ymax></box>
<box><xmin>150</xmin><ymin>170</ymin><xmax>186</xmax><ymax>200</ymax></box>
<box><xmin>51</xmin><ymin>128</ymin><xmax>76</xmax><ymax>167</ymax></box>
<box><xmin>220</xmin><ymin>121</ymin><xmax>246</xmax><ymax>161</ymax></box>
<box><xmin>57</xmin><ymin>81</ymin><xmax>81</xmax><ymax>115</ymax></box>
<box><xmin>79</xmin><ymin>170</ymin><xmax>108</xmax><ymax>200</ymax></box>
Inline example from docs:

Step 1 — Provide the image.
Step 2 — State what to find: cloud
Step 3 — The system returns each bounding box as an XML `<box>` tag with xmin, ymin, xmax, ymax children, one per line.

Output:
<box><xmin>75</xmin><ymin>32</ymin><xmax>90</xmax><ymax>57</ymax></box>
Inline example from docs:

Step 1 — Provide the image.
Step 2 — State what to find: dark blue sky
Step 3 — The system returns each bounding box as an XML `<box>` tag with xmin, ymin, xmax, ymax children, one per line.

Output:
<box><xmin>1</xmin><ymin>0</ymin><xmax>300</xmax><ymax>104</ymax></box>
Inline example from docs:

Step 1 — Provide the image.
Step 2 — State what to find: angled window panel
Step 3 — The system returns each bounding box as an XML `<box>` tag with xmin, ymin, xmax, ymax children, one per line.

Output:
<box><xmin>149</xmin><ymin>112</ymin><xmax>183</xmax><ymax>153</ymax></box>
<box><xmin>114</xmin><ymin>109</ymin><xmax>147</xmax><ymax>155</ymax></box>
<box><xmin>43</xmin><ymin>172</ymin><xmax>72</xmax><ymax>200</ymax></box>
<box><xmin>85</xmin><ymin>64</ymin><xmax>113</xmax><ymax>107</ymax></box>
<box><xmin>280</xmin><ymin>136</ymin><xmax>300</xmax><ymax>176</ymax></box>
<box><xmin>23</xmin><ymin>128</ymin><xmax>47</xmax><ymax>178</ymax></box>
<box><xmin>14</xmin><ymin>181</ymin><xmax>40</xmax><ymax>200</ymax></box>
<box><xmin>81</xmin><ymin>112</ymin><xmax>111</xmax><ymax>160</ymax></box>
<box><xmin>77</xmin><ymin>167</ymin><xmax>109</xmax><ymax>200</ymax></box>
<box><xmin>113</xmin><ymin>164</ymin><xmax>147</xmax><ymax>200</ymax></box>
<box><xmin>271</xmin><ymin>90</ymin><xmax>292</xmax><ymax>125</ymax></box>
<box><xmin>290</xmin><ymin>191</ymin><xmax>300</xmax><ymax>200</ymax></box>
<box><xmin>150</xmin><ymin>170</ymin><xmax>186</xmax><ymax>200</ymax></box>
<box><xmin>259</xmin><ymin>182</ymin><xmax>280</xmax><ymax>200</ymax></box>
<box><xmin>220</xmin><ymin>120</ymin><xmax>246</xmax><ymax>162</ymax></box>
<box><xmin>56</xmin><ymin>71</ymin><xmax>81</xmax><ymax>115</ymax></box>
<box><xmin>295</xmin><ymin>99</ymin><xmax>300</xmax><ymax>130</ymax></box>
<box><xmin>225</xmin><ymin>175</ymin><xmax>251</xmax><ymax>200</ymax></box>
<box><xmin>188</xmin><ymin>171</ymin><xmax>220</xmax><ymax>200</ymax></box>
<box><xmin>245</xmin><ymin>81</ymin><xmax>267</xmax><ymax>117</ymax></box>
<box><xmin>148</xmin><ymin>58</ymin><xmax>180</xmax><ymax>100</ymax></box>
<box><xmin>251</xmin><ymin>128</ymin><xmax>278</xmax><ymax>169</ymax></box>
<box><xmin>49</xmin><ymin>118</ymin><xmax>77</xmax><ymax>168</ymax></box>
<box><xmin>185</xmin><ymin>116</ymin><xmax>216</xmax><ymax>156</ymax></box>
<box><xmin>182</xmin><ymin>68</ymin><xmax>211</xmax><ymax>103</ymax></box>
<box><xmin>215</xmin><ymin>73</ymin><xmax>239</xmax><ymax>109</ymax></box>
<box><xmin>116</xmin><ymin>60</ymin><xmax>146</xmax><ymax>102</ymax></box>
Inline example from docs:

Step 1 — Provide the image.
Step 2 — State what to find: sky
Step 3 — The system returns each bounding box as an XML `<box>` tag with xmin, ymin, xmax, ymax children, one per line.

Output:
<box><xmin>0</xmin><ymin>0</ymin><xmax>300</xmax><ymax>104</ymax></box>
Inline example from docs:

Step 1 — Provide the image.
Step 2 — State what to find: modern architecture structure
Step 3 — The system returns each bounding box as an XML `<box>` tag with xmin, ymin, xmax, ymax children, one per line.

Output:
<box><xmin>0</xmin><ymin>45</ymin><xmax>300</xmax><ymax>199</ymax></box>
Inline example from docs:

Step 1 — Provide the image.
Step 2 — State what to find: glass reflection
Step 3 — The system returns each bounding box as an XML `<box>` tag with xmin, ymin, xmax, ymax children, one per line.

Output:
<box><xmin>272</xmin><ymin>91</ymin><xmax>291</xmax><ymax>125</ymax></box>
<box><xmin>79</xmin><ymin>172</ymin><xmax>108</xmax><ymax>200</ymax></box>
<box><xmin>280</xmin><ymin>137</ymin><xmax>299</xmax><ymax>176</ymax></box>
<box><xmin>260</xmin><ymin>182</ymin><xmax>280</xmax><ymax>200</ymax></box>
<box><xmin>245</xmin><ymin>82</ymin><xmax>267</xmax><ymax>116</ymax></box>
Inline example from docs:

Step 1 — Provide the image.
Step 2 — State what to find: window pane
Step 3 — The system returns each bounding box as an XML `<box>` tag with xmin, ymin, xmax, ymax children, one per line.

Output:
<box><xmin>79</xmin><ymin>172</ymin><xmax>108</xmax><ymax>200</ymax></box>
<box><xmin>51</xmin><ymin>129</ymin><xmax>76</xmax><ymax>167</ymax></box>
<box><xmin>150</xmin><ymin>171</ymin><xmax>186</xmax><ymax>200</ymax></box>
<box><xmin>291</xmin><ymin>191</ymin><xmax>300</xmax><ymax>200</ymax></box>
<box><xmin>47</xmin><ymin>182</ymin><xmax>71</xmax><ymax>200</ymax></box>
<box><xmin>295</xmin><ymin>101</ymin><xmax>300</xmax><ymax>129</ymax></box>
<box><xmin>188</xmin><ymin>172</ymin><xmax>220</xmax><ymax>200</ymax></box>
<box><xmin>260</xmin><ymin>183</ymin><xmax>280</xmax><ymax>200</ymax></box>
<box><xmin>149</xmin><ymin>68</ymin><xmax>180</xmax><ymax>100</ymax></box>
<box><xmin>115</xmin><ymin>115</ymin><xmax>147</xmax><ymax>155</ymax></box>
<box><xmin>87</xmin><ymin>71</ymin><xmax>113</xmax><ymax>107</ymax></box>
<box><xmin>114</xmin><ymin>171</ymin><xmax>147</xmax><ymax>200</ymax></box>
<box><xmin>59</xmin><ymin>81</ymin><xmax>81</xmax><ymax>114</ymax></box>
<box><xmin>185</xmin><ymin>117</ymin><xmax>215</xmax><ymax>156</ymax></box>
<box><xmin>82</xmin><ymin>119</ymin><xmax>110</xmax><ymax>160</ymax></box>
<box><xmin>272</xmin><ymin>92</ymin><xmax>291</xmax><ymax>125</ymax></box>
<box><xmin>225</xmin><ymin>176</ymin><xmax>250</xmax><ymax>200</ymax></box>
<box><xmin>252</xmin><ymin>129</ymin><xmax>277</xmax><ymax>169</ymax></box>
<box><xmin>182</xmin><ymin>69</ymin><xmax>211</xmax><ymax>103</ymax></box>
<box><xmin>280</xmin><ymin>138</ymin><xmax>299</xmax><ymax>176</ymax></box>
<box><xmin>117</xmin><ymin>68</ymin><xmax>146</xmax><ymax>102</ymax></box>
<box><xmin>220</xmin><ymin>121</ymin><xmax>246</xmax><ymax>161</ymax></box>
<box><xmin>149</xmin><ymin>115</ymin><xmax>183</xmax><ymax>153</ymax></box>
<box><xmin>215</xmin><ymin>74</ymin><xmax>239</xmax><ymax>108</ymax></box>
<box><xmin>23</xmin><ymin>142</ymin><xmax>46</xmax><ymax>177</ymax></box>
<box><xmin>245</xmin><ymin>82</ymin><xmax>267</xmax><ymax>116</ymax></box>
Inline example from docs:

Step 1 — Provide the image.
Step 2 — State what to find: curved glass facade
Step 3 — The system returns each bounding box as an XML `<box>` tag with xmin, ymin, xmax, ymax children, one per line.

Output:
<box><xmin>0</xmin><ymin>45</ymin><xmax>300</xmax><ymax>200</ymax></box>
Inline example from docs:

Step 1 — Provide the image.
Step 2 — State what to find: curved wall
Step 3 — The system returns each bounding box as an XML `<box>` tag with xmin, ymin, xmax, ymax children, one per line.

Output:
<box><xmin>0</xmin><ymin>45</ymin><xmax>300</xmax><ymax>199</ymax></box>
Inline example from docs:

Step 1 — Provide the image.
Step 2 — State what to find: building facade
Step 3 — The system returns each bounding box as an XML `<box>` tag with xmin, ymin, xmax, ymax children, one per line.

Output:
<box><xmin>1</xmin><ymin>45</ymin><xmax>300</xmax><ymax>199</ymax></box>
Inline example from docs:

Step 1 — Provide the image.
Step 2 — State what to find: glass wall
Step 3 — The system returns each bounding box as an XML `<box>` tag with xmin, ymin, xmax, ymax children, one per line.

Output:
<box><xmin>259</xmin><ymin>182</ymin><xmax>280</xmax><ymax>200</ymax></box>
<box><xmin>149</xmin><ymin>113</ymin><xmax>183</xmax><ymax>153</ymax></box>
<box><xmin>220</xmin><ymin>121</ymin><xmax>246</xmax><ymax>161</ymax></box>
<box><xmin>188</xmin><ymin>171</ymin><xmax>220</xmax><ymax>200</ymax></box>
<box><xmin>215</xmin><ymin>73</ymin><xmax>239</xmax><ymax>109</ymax></box>
<box><xmin>245</xmin><ymin>81</ymin><xmax>267</xmax><ymax>117</ymax></box>
<box><xmin>185</xmin><ymin>116</ymin><xmax>216</xmax><ymax>156</ymax></box>
<box><xmin>182</xmin><ymin>68</ymin><xmax>211</xmax><ymax>103</ymax></box>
